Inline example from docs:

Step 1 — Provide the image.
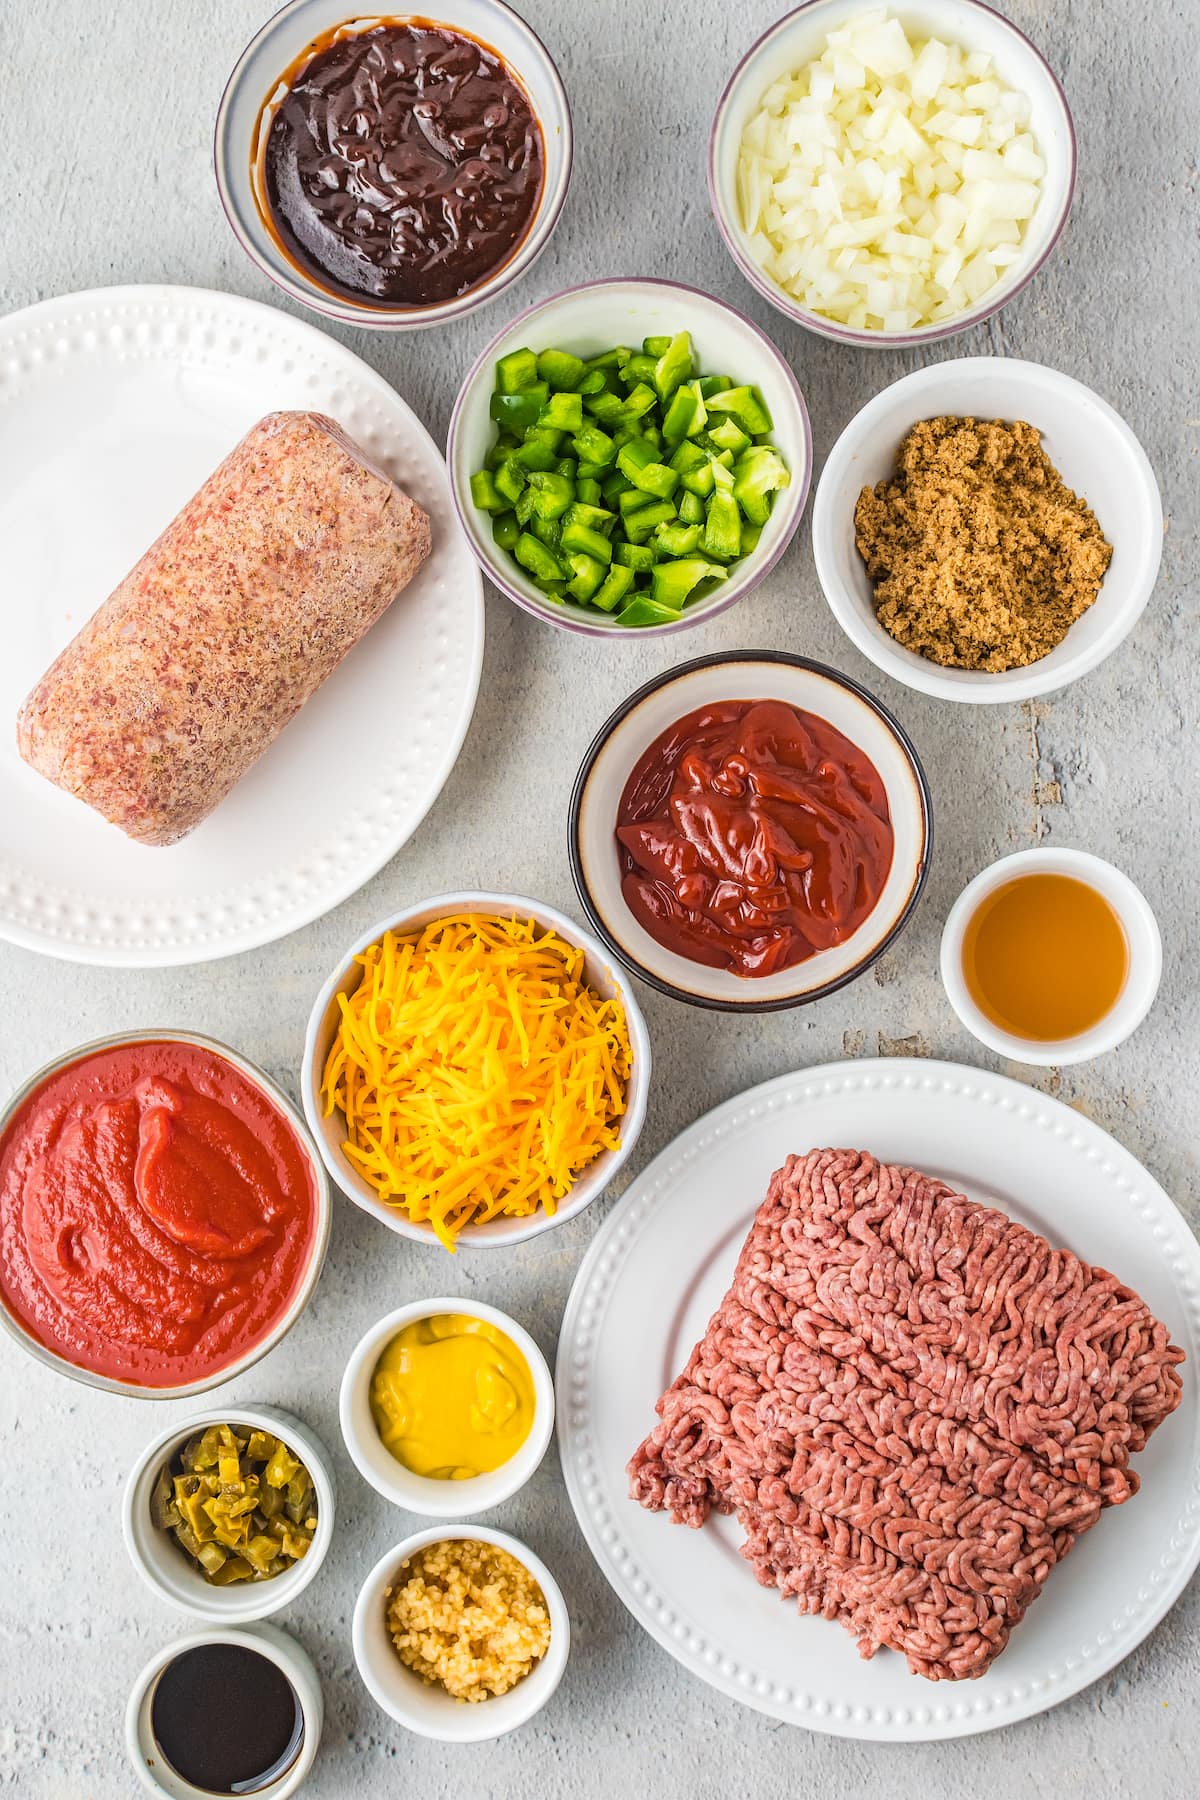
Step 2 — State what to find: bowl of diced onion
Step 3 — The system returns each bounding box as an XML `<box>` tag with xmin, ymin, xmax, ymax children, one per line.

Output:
<box><xmin>709</xmin><ymin>0</ymin><xmax>1076</xmax><ymax>344</ymax></box>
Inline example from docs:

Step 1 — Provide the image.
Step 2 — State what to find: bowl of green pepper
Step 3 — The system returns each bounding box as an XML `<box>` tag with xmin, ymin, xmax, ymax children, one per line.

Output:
<box><xmin>447</xmin><ymin>278</ymin><xmax>812</xmax><ymax>634</ymax></box>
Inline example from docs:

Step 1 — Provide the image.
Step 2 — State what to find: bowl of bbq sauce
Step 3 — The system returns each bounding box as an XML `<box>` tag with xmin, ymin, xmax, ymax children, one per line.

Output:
<box><xmin>569</xmin><ymin>652</ymin><xmax>933</xmax><ymax>1012</ymax></box>
<box><xmin>216</xmin><ymin>0</ymin><xmax>572</xmax><ymax>329</ymax></box>
<box><xmin>126</xmin><ymin>1623</ymin><xmax>321</xmax><ymax>1798</ymax></box>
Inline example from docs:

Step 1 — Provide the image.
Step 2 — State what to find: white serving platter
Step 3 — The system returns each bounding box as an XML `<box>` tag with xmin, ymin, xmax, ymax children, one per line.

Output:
<box><xmin>0</xmin><ymin>285</ymin><xmax>484</xmax><ymax>966</ymax></box>
<box><xmin>556</xmin><ymin>1057</ymin><xmax>1200</xmax><ymax>1741</ymax></box>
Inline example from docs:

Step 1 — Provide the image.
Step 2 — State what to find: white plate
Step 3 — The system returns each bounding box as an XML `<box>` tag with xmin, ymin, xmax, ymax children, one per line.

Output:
<box><xmin>0</xmin><ymin>285</ymin><xmax>484</xmax><ymax>966</ymax></box>
<box><xmin>556</xmin><ymin>1058</ymin><xmax>1200</xmax><ymax>1741</ymax></box>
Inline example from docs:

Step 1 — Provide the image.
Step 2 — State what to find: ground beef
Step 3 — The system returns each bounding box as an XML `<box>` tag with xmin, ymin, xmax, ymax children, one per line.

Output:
<box><xmin>628</xmin><ymin>1148</ymin><xmax>1184</xmax><ymax>1682</ymax></box>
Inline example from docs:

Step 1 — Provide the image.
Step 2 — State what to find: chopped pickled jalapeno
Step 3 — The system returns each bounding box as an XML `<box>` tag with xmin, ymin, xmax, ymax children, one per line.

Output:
<box><xmin>151</xmin><ymin>1424</ymin><xmax>318</xmax><ymax>1585</ymax></box>
<box><xmin>470</xmin><ymin>330</ymin><xmax>790</xmax><ymax>626</ymax></box>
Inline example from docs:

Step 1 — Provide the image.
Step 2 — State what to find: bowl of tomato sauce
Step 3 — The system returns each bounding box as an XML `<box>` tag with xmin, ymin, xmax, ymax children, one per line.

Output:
<box><xmin>569</xmin><ymin>652</ymin><xmax>933</xmax><ymax>1011</ymax></box>
<box><xmin>0</xmin><ymin>1033</ymin><xmax>331</xmax><ymax>1398</ymax></box>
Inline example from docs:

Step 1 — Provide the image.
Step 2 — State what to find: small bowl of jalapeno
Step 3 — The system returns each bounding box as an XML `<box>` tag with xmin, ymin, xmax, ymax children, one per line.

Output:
<box><xmin>124</xmin><ymin>1404</ymin><xmax>336</xmax><ymax>1624</ymax></box>
<box><xmin>448</xmin><ymin>277</ymin><xmax>813</xmax><ymax>636</ymax></box>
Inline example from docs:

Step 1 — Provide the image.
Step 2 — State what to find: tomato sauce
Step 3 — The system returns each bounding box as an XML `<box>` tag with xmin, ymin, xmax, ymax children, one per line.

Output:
<box><xmin>0</xmin><ymin>1040</ymin><xmax>318</xmax><ymax>1387</ymax></box>
<box><xmin>615</xmin><ymin>700</ymin><xmax>894</xmax><ymax>978</ymax></box>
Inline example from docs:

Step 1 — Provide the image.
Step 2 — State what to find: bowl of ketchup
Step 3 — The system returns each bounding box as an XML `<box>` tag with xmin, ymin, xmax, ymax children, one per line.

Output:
<box><xmin>569</xmin><ymin>652</ymin><xmax>933</xmax><ymax>1011</ymax></box>
<box><xmin>0</xmin><ymin>1033</ymin><xmax>331</xmax><ymax>1397</ymax></box>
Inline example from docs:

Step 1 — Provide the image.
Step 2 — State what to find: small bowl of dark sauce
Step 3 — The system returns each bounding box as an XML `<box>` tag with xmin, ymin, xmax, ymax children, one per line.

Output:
<box><xmin>126</xmin><ymin>1624</ymin><xmax>321</xmax><ymax>1798</ymax></box>
<box><xmin>216</xmin><ymin>0</ymin><xmax>572</xmax><ymax>329</ymax></box>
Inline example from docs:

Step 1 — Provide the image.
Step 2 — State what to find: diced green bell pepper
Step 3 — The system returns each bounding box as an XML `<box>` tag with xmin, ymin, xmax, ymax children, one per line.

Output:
<box><xmin>622</xmin><ymin>352</ymin><xmax>658</xmax><ymax>386</ymax></box>
<box><xmin>590</xmin><ymin>563</ymin><xmax>637</xmax><ymax>612</ymax></box>
<box><xmin>515</xmin><ymin>532</ymin><xmax>568</xmax><ymax>585</ymax></box>
<box><xmin>654</xmin><ymin>522</ymin><xmax>704</xmax><ymax>556</ymax></box>
<box><xmin>614</xmin><ymin>596</ymin><xmax>682</xmax><ymax>628</ymax></box>
<box><xmin>495</xmin><ymin>347</ymin><xmax>539</xmax><ymax>393</ymax></box>
<box><xmin>614</xmin><ymin>541</ymin><xmax>657</xmax><ymax>570</ymax></box>
<box><xmin>538</xmin><ymin>390</ymin><xmax>584</xmax><ymax>432</ymax></box>
<box><xmin>469</xmin><ymin>469</ymin><xmax>505</xmax><ymax>514</ymax></box>
<box><xmin>493</xmin><ymin>458</ymin><xmax>526</xmax><ymax>506</ymax></box>
<box><xmin>624</xmin><ymin>499</ymin><xmax>677</xmax><ymax>542</ymax></box>
<box><xmin>678</xmin><ymin>489</ymin><xmax>705</xmax><ymax>526</ymax></box>
<box><xmin>697</xmin><ymin>374</ymin><xmax>732</xmax><ymax>398</ymax></box>
<box><xmin>492</xmin><ymin>511</ymin><xmax>520</xmax><ymax>552</ymax></box>
<box><xmin>706</xmin><ymin>416</ymin><xmax>752</xmax><ymax>456</ymax></box>
<box><xmin>702</xmin><ymin>489</ymin><xmax>743</xmax><ymax>560</ymax></box>
<box><xmin>562</xmin><ymin>501</ymin><xmax>614</xmax><ymax>533</ymax></box>
<box><xmin>661</xmin><ymin>384</ymin><xmax>699</xmax><ymax>444</ymax></box>
<box><xmin>651</xmin><ymin>558</ymin><xmax>727</xmax><ymax>608</ymax></box>
<box><xmin>536</xmin><ymin>347</ymin><xmax>585</xmax><ymax>390</ymax></box>
<box><xmin>559</xmin><ymin>519</ymin><xmax>613</xmax><ymax>564</ymax></box>
<box><xmin>526</xmin><ymin>470</ymin><xmax>574</xmax><ymax>520</ymax></box>
<box><xmin>490</xmin><ymin>382</ymin><xmax>548</xmax><ymax>432</ymax></box>
<box><xmin>578</xmin><ymin>368</ymin><xmax>608</xmax><ymax>397</ymax></box>
<box><xmin>530</xmin><ymin>512</ymin><xmax>562</xmax><ymax>549</ymax></box>
<box><xmin>576</xmin><ymin>476</ymin><xmax>602</xmax><ymax>506</ymax></box>
<box><xmin>583</xmin><ymin>390</ymin><xmax>626</xmax><ymax>425</ymax></box>
<box><xmin>642</xmin><ymin>334</ymin><xmax>672</xmax><ymax>357</ymax></box>
<box><xmin>566</xmin><ymin>552</ymin><xmax>607</xmax><ymax>602</ymax></box>
<box><xmin>571</xmin><ymin>424</ymin><xmax>617</xmax><ymax>466</ymax></box>
<box><xmin>705</xmin><ymin>384</ymin><xmax>773</xmax><ymax>435</ymax></box>
<box><xmin>732</xmin><ymin>445</ymin><xmax>790</xmax><ymax>525</ymax></box>
<box><xmin>620</xmin><ymin>382</ymin><xmax>658</xmax><ymax>420</ymax></box>
<box><xmin>653</xmin><ymin>331</ymin><xmax>694</xmax><ymax>401</ymax></box>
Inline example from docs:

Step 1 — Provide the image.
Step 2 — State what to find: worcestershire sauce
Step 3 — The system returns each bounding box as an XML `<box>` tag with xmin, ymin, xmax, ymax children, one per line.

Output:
<box><xmin>151</xmin><ymin>1644</ymin><xmax>303</xmax><ymax>1795</ymax></box>
<box><xmin>260</xmin><ymin>20</ymin><xmax>544</xmax><ymax>308</ymax></box>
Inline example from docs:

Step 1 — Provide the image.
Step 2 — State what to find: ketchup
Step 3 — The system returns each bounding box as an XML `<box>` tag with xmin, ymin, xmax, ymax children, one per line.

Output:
<box><xmin>0</xmin><ymin>1041</ymin><xmax>317</xmax><ymax>1387</ymax></box>
<box><xmin>615</xmin><ymin>700</ymin><xmax>894</xmax><ymax>978</ymax></box>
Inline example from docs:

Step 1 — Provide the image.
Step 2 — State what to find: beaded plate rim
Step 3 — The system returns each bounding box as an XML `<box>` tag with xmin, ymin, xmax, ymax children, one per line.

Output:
<box><xmin>0</xmin><ymin>284</ymin><xmax>484</xmax><ymax>966</ymax></box>
<box><xmin>555</xmin><ymin>1057</ymin><xmax>1200</xmax><ymax>1741</ymax></box>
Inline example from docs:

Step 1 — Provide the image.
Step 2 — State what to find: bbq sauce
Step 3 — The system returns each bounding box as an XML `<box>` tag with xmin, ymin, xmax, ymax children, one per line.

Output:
<box><xmin>258</xmin><ymin>19</ymin><xmax>544</xmax><ymax>308</ymax></box>
<box><xmin>150</xmin><ymin>1643</ymin><xmax>303</xmax><ymax>1795</ymax></box>
<box><xmin>615</xmin><ymin>699</ymin><xmax>895</xmax><ymax>978</ymax></box>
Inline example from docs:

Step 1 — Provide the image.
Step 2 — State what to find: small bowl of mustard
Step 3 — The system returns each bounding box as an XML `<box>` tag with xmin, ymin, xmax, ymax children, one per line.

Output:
<box><xmin>340</xmin><ymin>1299</ymin><xmax>554</xmax><ymax>1516</ymax></box>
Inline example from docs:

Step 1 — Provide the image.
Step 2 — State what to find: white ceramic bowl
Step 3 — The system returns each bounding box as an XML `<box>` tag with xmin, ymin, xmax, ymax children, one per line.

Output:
<box><xmin>447</xmin><ymin>277</ymin><xmax>812</xmax><ymax>637</ymax></box>
<box><xmin>0</xmin><ymin>1032</ymin><xmax>331</xmax><ymax>1399</ymax></box>
<box><xmin>302</xmin><ymin>890</ymin><xmax>651</xmax><ymax>1247</ymax></box>
<box><xmin>570</xmin><ymin>651</ymin><xmax>932</xmax><ymax>1011</ymax></box>
<box><xmin>340</xmin><ymin>1298</ymin><xmax>554</xmax><ymax>1515</ymax></box>
<box><xmin>215</xmin><ymin>0</ymin><xmax>572</xmax><ymax>330</ymax></box>
<box><xmin>124</xmin><ymin>1404</ymin><xmax>336</xmax><ymax>1624</ymax></box>
<box><xmin>126</xmin><ymin>1620</ymin><xmax>322</xmax><ymax>1799</ymax></box>
<box><xmin>940</xmin><ymin>847</ymin><xmax>1162</xmax><ymax>1065</ymax></box>
<box><xmin>352</xmin><ymin>1525</ymin><xmax>569</xmax><ymax>1741</ymax></box>
<box><xmin>812</xmin><ymin>357</ymin><xmax>1163</xmax><ymax>702</ymax></box>
<box><xmin>709</xmin><ymin>0</ymin><xmax>1076</xmax><ymax>346</ymax></box>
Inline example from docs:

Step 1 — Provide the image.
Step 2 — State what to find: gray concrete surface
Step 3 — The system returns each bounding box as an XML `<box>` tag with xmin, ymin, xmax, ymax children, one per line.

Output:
<box><xmin>1</xmin><ymin>0</ymin><xmax>1196</xmax><ymax>1794</ymax></box>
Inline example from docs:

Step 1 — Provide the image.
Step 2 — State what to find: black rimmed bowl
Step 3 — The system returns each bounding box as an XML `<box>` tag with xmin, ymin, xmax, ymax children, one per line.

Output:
<box><xmin>568</xmin><ymin>653</ymin><xmax>933</xmax><ymax>1011</ymax></box>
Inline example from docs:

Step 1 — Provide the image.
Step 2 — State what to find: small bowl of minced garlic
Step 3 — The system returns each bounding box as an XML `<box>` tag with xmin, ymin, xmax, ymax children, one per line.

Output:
<box><xmin>811</xmin><ymin>356</ymin><xmax>1162</xmax><ymax>704</ymax></box>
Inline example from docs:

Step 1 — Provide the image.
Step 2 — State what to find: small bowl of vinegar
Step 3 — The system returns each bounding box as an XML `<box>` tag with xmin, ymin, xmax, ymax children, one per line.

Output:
<box><xmin>940</xmin><ymin>847</ymin><xmax>1161</xmax><ymax>1065</ymax></box>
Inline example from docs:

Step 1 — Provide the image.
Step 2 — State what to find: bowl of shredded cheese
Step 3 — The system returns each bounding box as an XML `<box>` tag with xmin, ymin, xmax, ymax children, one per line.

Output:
<box><xmin>302</xmin><ymin>892</ymin><xmax>650</xmax><ymax>1250</ymax></box>
<box><xmin>708</xmin><ymin>0</ymin><xmax>1076</xmax><ymax>344</ymax></box>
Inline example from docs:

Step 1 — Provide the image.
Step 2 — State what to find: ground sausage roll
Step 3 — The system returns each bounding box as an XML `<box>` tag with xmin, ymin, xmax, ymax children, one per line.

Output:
<box><xmin>17</xmin><ymin>411</ymin><xmax>432</xmax><ymax>846</ymax></box>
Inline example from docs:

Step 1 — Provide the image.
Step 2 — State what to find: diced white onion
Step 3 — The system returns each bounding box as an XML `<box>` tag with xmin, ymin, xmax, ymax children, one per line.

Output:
<box><xmin>735</xmin><ymin>8</ymin><xmax>1044</xmax><ymax>331</ymax></box>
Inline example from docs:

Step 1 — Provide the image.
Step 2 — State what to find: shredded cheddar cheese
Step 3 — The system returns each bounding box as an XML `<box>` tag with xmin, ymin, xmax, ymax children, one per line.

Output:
<box><xmin>321</xmin><ymin>914</ymin><xmax>632</xmax><ymax>1251</ymax></box>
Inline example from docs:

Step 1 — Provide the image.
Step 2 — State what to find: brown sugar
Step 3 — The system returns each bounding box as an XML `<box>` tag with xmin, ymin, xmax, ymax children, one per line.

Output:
<box><xmin>853</xmin><ymin>417</ymin><xmax>1113</xmax><ymax>672</ymax></box>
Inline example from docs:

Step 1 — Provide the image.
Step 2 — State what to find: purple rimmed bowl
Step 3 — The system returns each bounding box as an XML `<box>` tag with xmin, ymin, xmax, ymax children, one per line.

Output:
<box><xmin>708</xmin><ymin>0</ymin><xmax>1077</xmax><ymax>348</ymax></box>
<box><xmin>446</xmin><ymin>278</ymin><xmax>812</xmax><ymax>637</ymax></box>
<box><xmin>214</xmin><ymin>0</ymin><xmax>572</xmax><ymax>332</ymax></box>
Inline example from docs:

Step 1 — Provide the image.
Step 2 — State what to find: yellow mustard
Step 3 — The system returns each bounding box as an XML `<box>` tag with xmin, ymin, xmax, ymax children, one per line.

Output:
<box><xmin>368</xmin><ymin>1313</ymin><xmax>535</xmax><ymax>1479</ymax></box>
